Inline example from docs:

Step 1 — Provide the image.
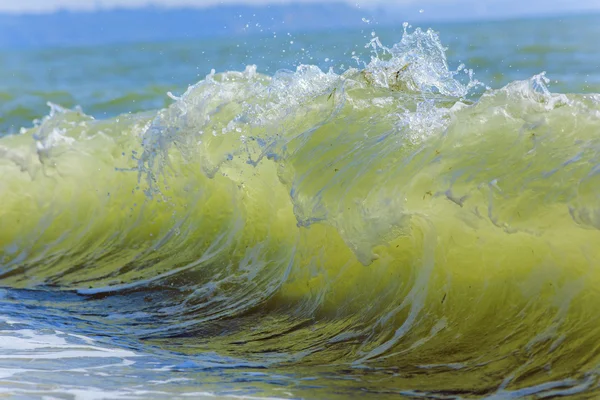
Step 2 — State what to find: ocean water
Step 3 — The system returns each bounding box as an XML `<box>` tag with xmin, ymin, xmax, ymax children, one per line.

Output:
<box><xmin>1</xmin><ymin>14</ymin><xmax>600</xmax><ymax>399</ymax></box>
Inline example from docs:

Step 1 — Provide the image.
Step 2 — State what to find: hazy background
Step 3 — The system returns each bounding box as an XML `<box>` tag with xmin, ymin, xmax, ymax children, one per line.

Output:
<box><xmin>1</xmin><ymin>0</ymin><xmax>600</xmax><ymax>47</ymax></box>
<box><xmin>2</xmin><ymin>0</ymin><xmax>600</xmax><ymax>17</ymax></box>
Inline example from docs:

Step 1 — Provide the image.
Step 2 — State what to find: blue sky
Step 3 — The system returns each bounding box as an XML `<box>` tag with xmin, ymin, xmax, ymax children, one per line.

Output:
<box><xmin>0</xmin><ymin>0</ymin><xmax>599</xmax><ymax>17</ymax></box>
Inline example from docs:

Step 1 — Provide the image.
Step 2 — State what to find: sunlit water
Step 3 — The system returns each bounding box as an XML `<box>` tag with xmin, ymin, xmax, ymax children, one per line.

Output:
<box><xmin>2</xmin><ymin>14</ymin><xmax>600</xmax><ymax>399</ymax></box>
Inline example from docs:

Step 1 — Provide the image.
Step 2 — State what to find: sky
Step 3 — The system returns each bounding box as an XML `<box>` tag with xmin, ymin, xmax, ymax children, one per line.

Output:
<box><xmin>2</xmin><ymin>0</ymin><xmax>342</xmax><ymax>13</ymax></box>
<box><xmin>0</xmin><ymin>0</ymin><xmax>599</xmax><ymax>16</ymax></box>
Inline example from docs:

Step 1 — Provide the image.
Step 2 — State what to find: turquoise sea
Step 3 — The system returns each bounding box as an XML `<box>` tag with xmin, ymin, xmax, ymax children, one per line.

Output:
<box><xmin>1</xmin><ymin>14</ymin><xmax>600</xmax><ymax>399</ymax></box>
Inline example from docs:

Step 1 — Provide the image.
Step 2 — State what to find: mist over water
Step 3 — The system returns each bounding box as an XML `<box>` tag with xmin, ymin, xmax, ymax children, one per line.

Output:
<box><xmin>1</xmin><ymin>14</ymin><xmax>600</xmax><ymax>399</ymax></box>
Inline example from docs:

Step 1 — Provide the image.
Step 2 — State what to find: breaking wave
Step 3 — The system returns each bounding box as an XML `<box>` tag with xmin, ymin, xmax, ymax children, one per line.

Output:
<box><xmin>2</xmin><ymin>26</ymin><xmax>600</xmax><ymax>397</ymax></box>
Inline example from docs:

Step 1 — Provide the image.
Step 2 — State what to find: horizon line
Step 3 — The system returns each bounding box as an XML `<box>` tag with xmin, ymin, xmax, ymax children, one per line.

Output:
<box><xmin>1</xmin><ymin>5</ymin><xmax>598</xmax><ymax>21</ymax></box>
<box><xmin>0</xmin><ymin>1</ymin><xmax>376</xmax><ymax>15</ymax></box>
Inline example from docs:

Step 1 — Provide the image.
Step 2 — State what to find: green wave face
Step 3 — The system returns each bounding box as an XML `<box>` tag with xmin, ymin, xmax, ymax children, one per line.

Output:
<box><xmin>2</xmin><ymin>27</ymin><xmax>600</xmax><ymax>396</ymax></box>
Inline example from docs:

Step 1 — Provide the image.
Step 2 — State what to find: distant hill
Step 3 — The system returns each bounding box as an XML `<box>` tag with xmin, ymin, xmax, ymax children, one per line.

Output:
<box><xmin>0</xmin><ymin>3</ymin><xmax>374</xmax><ymax>48</ymax></box>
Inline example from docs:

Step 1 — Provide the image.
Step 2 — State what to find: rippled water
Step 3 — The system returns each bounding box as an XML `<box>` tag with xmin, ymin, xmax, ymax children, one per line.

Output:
<box><xmin>2</xmin><ymin>14</ymin><xmax>600</xmax><ymax>399</ymax></box>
